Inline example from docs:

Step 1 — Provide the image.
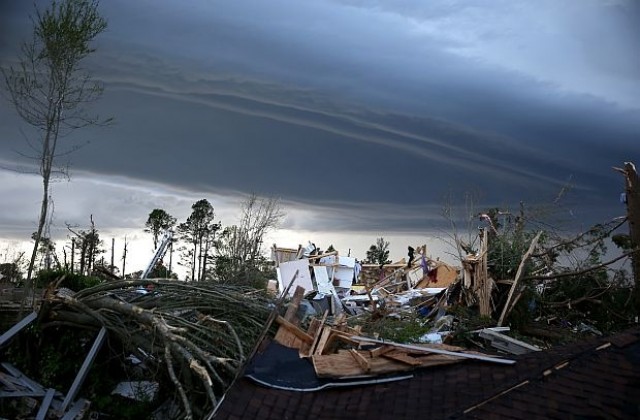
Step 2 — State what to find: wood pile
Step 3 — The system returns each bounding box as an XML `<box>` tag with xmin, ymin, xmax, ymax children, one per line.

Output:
<box><xmin>271</xmin><ymin>286</ymin><xmax>514</xmax><ymax>381</ymax></box>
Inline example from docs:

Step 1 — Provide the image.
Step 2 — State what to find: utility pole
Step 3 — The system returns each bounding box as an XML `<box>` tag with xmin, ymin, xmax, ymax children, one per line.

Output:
<box><xmin>111</xmin><ymin>238</ymin><xmax>115</xmax><ymax>274</ymax></box>
<box><xmin>616</xmin><ymin>162</ymin><xmax>640</xmax><ymax>313</ymax></box>
<box><xmin>71</xmin><ymin>238</ymin><xmax>75</xmax><ymax>274</ymax></box>
<box><xmin>122</xmin><ymin>237</ymin><xmax>128</xmax><ymax>279</ymax></box>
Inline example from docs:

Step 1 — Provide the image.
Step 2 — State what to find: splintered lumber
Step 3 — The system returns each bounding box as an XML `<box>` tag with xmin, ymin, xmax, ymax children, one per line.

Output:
<box><xmin>274</xmin><ymin>286</ymin><xmax>306</xmax><ymax>348</ymax></box>
<box><xmin>368</xmin><ymin>345</ymin><xmax>394</xmax><ymax>358</ymax></box>
<box><xmin>283</xmin><ymin>286</ymin><xmax>305</xmax><ymax>323</ymax></box>
<box><xmin>381</xmin><ymin>350</ymin><xmax>422</xmax><ymax>366</ymax></box>
<box><xmin>498</xmin><ymin>231</ymin><xmax>543</xmax><ymax>326</ymax></box>
<box><xmin>349</xmin><ymin>349</ymin><xmax>371</xmax><ymax>373</ymax></box>
<box><xmin>351</xmin><ymin>336</ymin><xmax>516</xmax><ymax>365</ymax></box>
<box><xmin>311</xmin><ymin>349</ymin><xmax>463</xmax><ymax>378</ymax></box>
<box><xmin>302</xmin><ymin>310</ymin><xmax>329</xmax><ymax>357</ymax></box>
<box><xmin>314</xmin><ymin>326</ymin><xmax>333</xmax><ymax>355</ymax></box>
<box><xmin>306</xmin><ymin>317</ymin><xmax>323</xmax><ymax>338</ymax></box>
<box><xmin>275</xmin><ymin>316</ymin><xmax>313</xmax><ymax>344</ymax></box>
<box><xmin>312</xmin><ymin>350</ymin><xmax>410</xmax><ymax>378</ymax></box>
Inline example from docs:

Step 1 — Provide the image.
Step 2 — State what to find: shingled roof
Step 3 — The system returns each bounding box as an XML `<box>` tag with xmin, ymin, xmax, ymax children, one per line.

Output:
<box><xmin>213</xmin><ymin>327</ymin><xmax>640</xmax><ymax>419</ymax></box>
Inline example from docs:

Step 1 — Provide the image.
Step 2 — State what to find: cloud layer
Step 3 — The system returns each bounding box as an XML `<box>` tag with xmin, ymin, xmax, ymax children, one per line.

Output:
<box><xmin>0</xmin><ymin>0</ymin><xmax>638</xmax><ymax>269</ymax></box>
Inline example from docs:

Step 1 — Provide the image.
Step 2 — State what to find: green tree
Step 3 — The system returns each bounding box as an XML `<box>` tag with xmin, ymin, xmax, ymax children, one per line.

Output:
<box><xmin>365</xmin><ymin>237</ymin><xmax>391</xmax><ymax>265</ymax></box>
<box><xmin>178</xmin><ymin>199</ymin><xmax>218</xmax><ymax>281</ymax></box>
<box><xmin>144</xmin><ymin>209</ymin><xmax>177</xmax><ymax>249</ymax></box>
<box><xmin>2</xmin><ymin>0</ymin><xmax>109</xmax><ymax>305</ymax></box>
<box><xmin>0</xmin><ymin>263</ymin><xmax>23</xmax><ymax>283</ymax></box>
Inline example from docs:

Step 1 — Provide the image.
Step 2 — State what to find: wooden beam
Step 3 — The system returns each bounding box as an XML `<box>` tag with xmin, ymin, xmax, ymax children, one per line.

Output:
<box><xmin>351</xmin><ymin>336</ymin><xmax>515</xmax><ymax>365</ymax></box>
<box><xmin>61</xmin><ymin>327</ymin><xmax>107</xmax><ymax>411</ymax></box>
<box><xmin>313</xmin><ymin>326</ymin><xmax>333</xmax><ymax>355</ymax></box>
<box><xmin>303</xmin><ymin>311</ymin><xmax>329</xmax><ymax>357</ymax></box>
<box><xmin>0</xmin><ymin>312</ymin><xmax>37</xmax><ymax>347</ymax></box>
<box><xmin>283</xmin><ymin>286</ymin><xmax>305</xmax><ymax>322</ymax></box>
<box><xmin>349</xmin><ymin>349</ymin><xmax>371</xmax><ymax>373</ymax></box>
<box><xmin>497</xmin><ymin>231</ymin><xmax>542</xmax><ymax>327</ymax></box>
<box><xmin>275</xmin><ymin>316</ymin><xmax>313</xmax><ymax>343</ymax></box>
<box><xmin>368</xmin><ymin>345</ymin><xmax>394</xmax><ymax>358</ymax></box>
<box><xmin>35</xmin><ymin>388</ymin><xmax>56</xmax><ymax>420</ymax></box>
<box><xmin>381</xmin><ymin>351</ymin><xmax>422</xmax><ymax>366</ymax></box>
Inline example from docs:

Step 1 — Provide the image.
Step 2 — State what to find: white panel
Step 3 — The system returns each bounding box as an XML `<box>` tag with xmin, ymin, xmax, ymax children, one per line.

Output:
<box><xmin>277</xmin><ymin>259</ymin><xmax>313</xmax><ymax>297</ymax></box>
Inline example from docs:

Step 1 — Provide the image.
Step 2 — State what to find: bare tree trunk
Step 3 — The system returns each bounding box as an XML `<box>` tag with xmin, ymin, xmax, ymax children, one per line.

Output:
<box><xmin>23</xmin><ymin>177</ymin><xmax>50</xmax><ymax>311</ymax></box>
<box><xmin>71</xmin><ymin>238</ymin><xmax>75</xmax><ymax>274</ymax></box>
<box><xmin>111</xmin><ymin>238</ymin><xmax>115</xmax><ymax>274</ymax></box>
<box><xmin>122</xmin><ymin>239</ymin><xmax>128</xmax><ymax>278</ymax></box>
<box><xmin>191</xmin><ymin>240</ymin><xmax>197</xmax><ymax>281</ymax></box>
<box><xmin>621</xmin><ymin>163</ymin><xmax>640</xmax><ymax>312</ymax></box>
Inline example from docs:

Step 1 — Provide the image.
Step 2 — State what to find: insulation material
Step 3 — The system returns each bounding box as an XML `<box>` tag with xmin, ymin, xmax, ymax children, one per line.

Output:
<box><xmin>313</xmin><ymin>266</ymin><xmax>334</xmax><ymax>295</ymax></box>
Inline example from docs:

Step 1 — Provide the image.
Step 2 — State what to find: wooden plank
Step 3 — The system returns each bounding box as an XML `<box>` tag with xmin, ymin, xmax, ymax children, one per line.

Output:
<box><xmin>303</xmin><ymin>310</ymin><xmax>329</xmax><ymax>358</ymax></box>
<box><xmin>351</xmin><ymin>336</ymin><xmax>515</xmax><ymax>365</ymax></box>
<box><xmin>327</xmin><ymin>331</ymin><xmax>361</xmax><ymax>347</ymax></box>
<box><xmin>284</xmin><ymin>286</ymin><xmax>305</xmax><ymax>322</ymax></box>
<box><xmin>61</xmin><ymin>398</ymin><xmax>88</xmax><ymax>420</ymax></box>
<box><xmin>312</xmin><ymin>350</ymin><xmax>413</xmax><ymax>378</ymax></box>
<box><xmin>313</xmin><ymin>326</ymin><xmax>332</xmax><ymax>355</ymax></box>
<box><xmin>61</xmin><ymin>327</ymin><xmax>107</xmax><ymax>411</ymax></box>
<box><xmin>0</xmin><ymin>390</ymin><xmax>47</xmax><ymax>397</ymax></box>
<box><xmin>306</xmin><ymin>317</ymin><xmax>322</xmax><ymax>338</ymax></box>
<box><xmin>0</xmin><ymin>312</ymin><xmax>37</xmax><ymax>347</ymax></box>
<box><xmin>1</xmin><ymin>363</ymin><xmax>45</xmax><ymax>394</ymax></box>
<box><xmin>35</xmin><ymin>388</ymin><xmax>56</xmax><ymax>420</ymax></box>
<box><xmin>381</xmin><ymin>351</ymin><xmax>422</xmax><ymax>366</ymax></box>
<box><xmin>0</xmin><ymin>371</ymin><xmax>22</xmax><ymax>390</ymax></box>
<box><xmin>348</xmin><ymin>349</ymin><xmax>370</xmax><ymax>373</ymax></box>
<box><xmin>368</xmin><ymin>345</ymin><xmax>394</xmax><ymax>358</ymax></box>
<box><xmin>275</xmin><ymin>316</ymin><xmax>313</xmax><ymax>343</ymax></box>
<box><xmin>273</xmin><ymin>285</ymin><xmax>306</xmax><ymax>349</ymax></box>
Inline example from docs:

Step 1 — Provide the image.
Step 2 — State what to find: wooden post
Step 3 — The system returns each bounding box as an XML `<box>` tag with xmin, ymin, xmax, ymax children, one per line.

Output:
<box><xmin>617</xmin><ymin>162</ymin><xmax>640</xmax><ymax>313</ymax></box>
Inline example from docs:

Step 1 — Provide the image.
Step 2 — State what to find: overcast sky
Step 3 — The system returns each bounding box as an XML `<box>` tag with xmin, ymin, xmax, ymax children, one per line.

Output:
<box><xmin>0</xmin><ymin>0</ymin><xmax>638</xmax><ymax>273</ymax></box>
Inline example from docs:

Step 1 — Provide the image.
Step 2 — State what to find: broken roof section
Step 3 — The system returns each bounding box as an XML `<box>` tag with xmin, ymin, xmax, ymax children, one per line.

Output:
<box><xmin>215</xmin><ymin>326</ymin><xmax>640</xmax><ymax>419</ymax></box>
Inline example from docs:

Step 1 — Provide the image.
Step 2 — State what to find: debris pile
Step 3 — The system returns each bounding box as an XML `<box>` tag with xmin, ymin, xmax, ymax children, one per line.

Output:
<box><xmin>0</xmin><ymin>213</ymin><xmax>636</xmax><ymax>419</ymax></box>
<box><xmin>0</xmin><ymin>279</ymin><xmax>272</xmax><ymax>419</ymax></box>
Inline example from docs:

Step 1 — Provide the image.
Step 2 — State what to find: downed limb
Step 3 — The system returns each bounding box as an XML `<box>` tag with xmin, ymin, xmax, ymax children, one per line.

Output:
<box><xmin>498</xmin><ymin>231</ymin><xmax>542</xmax><ymax>326</ymax></box>
<box><xmin>523</xmin><ymin>249</ymin><xmax>636</xmax><ymax>281</ymax></box>
<box><xmin>40</xmin><ymin>279</ymin><xmax>272</xmax><ymax>418</ymax></box>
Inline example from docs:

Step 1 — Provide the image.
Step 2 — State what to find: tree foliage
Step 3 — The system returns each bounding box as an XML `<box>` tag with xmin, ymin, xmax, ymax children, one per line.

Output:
<box><xmin>144</xmin><ymin>208</ymin><xmax>177</xmax><ymax>249</ymax></box>
<box><xmin>178</xmin><ymin>199</ymin><xmax>219</xmax><ymax>281</ymax></box>
<box><xmin>365</xmin><ymin>237</ymin><xmax>391</xmax><ymax>265</ymax></box>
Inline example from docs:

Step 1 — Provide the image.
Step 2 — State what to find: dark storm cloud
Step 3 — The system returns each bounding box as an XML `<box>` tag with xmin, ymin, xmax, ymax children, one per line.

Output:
<box><xmin>0</xmin><ymin>0</ymin><xmax>638</xmax><ymax>236</ymax></box>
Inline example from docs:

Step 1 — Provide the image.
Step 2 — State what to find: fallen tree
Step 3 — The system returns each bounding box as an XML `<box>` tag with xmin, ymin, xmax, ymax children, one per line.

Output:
<box><xmin>16</xmin><ymin>278</ymin><xmax>273</xmax><ymax>419</ymax></box>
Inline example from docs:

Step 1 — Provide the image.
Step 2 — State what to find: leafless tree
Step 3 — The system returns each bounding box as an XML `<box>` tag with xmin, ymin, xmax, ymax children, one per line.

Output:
<box><xmin>2</xmin><ymin>0</ymin><xmax>110</xmax><ymax>305</ymax></box>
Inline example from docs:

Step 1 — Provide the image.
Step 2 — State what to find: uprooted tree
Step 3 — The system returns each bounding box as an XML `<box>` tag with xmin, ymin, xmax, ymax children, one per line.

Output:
<box><xmin>444</xmin><ymin>171</ymin><xmax>638</xmax><ymax>335</ymax></box>
<box><xmin>3</xmin><ymin>278</ymin><xmax>272</xmax><ymax>419</ymax></box>
<box><xmin>2</xmin><ymin>0</ymin><xmax>110</xmax><ymax>307</ymax></box>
